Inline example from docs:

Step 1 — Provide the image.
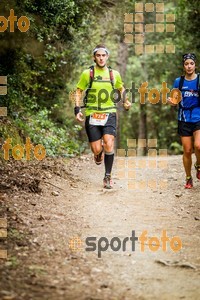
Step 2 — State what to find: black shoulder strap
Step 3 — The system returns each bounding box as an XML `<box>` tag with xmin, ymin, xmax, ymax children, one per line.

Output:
<box><xmin>197</xmin><ymin>73</ymin><xmax>200</xmax><ymax>91</ymax></box>
<box><xmin>108</xmin><ymin>66</ymin><xmax>114</xmax><ymax>89</ymax></box>
<box><xmin>179</xmin><ymin>74</ymin><xmax>200</xmax><ymax>91</ymax></box>
<box><xmin>89</xmin><ymin>65</ymin><xmax>114</xmax><ymax>89</ymax></box>
<box><xmin>179</xmin><ymin>75</ymin><xmax>185</xmax><ymax>91</ymax></box>
<box><xmin>82</xmin><ymin>65</ymin><xmax>115</xmax><ymax>108</ymax></box>
<box><xmin>88</xmin><ymin>65</ymin><xmax>94</xmax><ymax>89</ymax></box>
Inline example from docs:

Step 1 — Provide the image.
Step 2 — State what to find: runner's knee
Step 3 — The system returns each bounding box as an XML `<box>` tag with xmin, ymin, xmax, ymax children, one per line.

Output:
<box><xmin>92</xmin><ymin>147</ymin><xmax>102</xmax><ymax>155</ymax></box>
<box><xmin>104</xmin><ymin>140</ymin><xmax>114</xmax><ymax>152</ymax></box>
<box><xmin>194</xmin><ymin>142</ymin><xmax>200</xmax><ymax>152</ymax></box>
<box><xmin>90</xmin><ymin>142</ymin><xmax>103</xmax><ymax>155</ymax></box>
<box><xmin>183</xmin><ymin>147</ymin><xmax>193</xmax><ymax>157</ymax></box>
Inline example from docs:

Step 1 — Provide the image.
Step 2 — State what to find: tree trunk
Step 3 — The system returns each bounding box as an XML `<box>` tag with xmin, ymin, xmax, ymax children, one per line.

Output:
<box><xmin>138</xmin><ymin>103</ymin><xmax>147</xmax><ymax>155</ymax></box>
<box><xmin>116</xmin><ymin>42</ymin><xmax>128</xmax><ymax>149</ymax></box>
<box><xmin>138</xmin><ymin>60</ymin><xmax>148</xmax><ymax>156</ymax></box>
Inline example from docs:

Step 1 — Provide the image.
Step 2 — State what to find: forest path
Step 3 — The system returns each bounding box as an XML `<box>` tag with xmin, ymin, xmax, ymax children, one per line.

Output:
<box><xmin>0</xmin><ymin>154</ymin><xmax>200</xmax><ymax>300</ymax></box>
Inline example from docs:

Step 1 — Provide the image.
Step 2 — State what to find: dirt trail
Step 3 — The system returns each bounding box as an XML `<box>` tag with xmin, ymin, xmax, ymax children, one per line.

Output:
<box><xmin>0</xmin><ymin>155</ymin><xmax>200</xmax><ymax>300</ymax></box>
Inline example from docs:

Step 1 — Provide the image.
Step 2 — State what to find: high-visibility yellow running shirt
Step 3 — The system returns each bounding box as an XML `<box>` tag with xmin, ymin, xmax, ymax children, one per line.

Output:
<box><xmin>76</xmin><ymin>66</ymin><xmax>123</xmax><ymax>116</ymax></box>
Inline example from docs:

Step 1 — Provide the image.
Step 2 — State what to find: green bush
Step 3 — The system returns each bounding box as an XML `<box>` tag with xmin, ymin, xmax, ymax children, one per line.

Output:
<box><xmin>14</xmin><ymin>109</ymin><xmax>85</xmax><ymax>157</ymax></box>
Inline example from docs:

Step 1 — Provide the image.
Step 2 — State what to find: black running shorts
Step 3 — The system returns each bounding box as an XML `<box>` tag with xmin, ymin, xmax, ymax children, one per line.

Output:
<box><xmin>85</xmin><ymin>113</ymin><xmax>117</xmax><ymax>142</ymax></box>
<box><xmin>178</xmin><ymin>121</ymin><xmax>200</xmax><ymax>136</ymax></box>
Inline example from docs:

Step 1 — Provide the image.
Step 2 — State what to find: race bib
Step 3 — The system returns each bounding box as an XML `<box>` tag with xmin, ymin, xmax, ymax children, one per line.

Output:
<box><xmin>89</xmin><ymin>113</ymin><xmax>109</xmax><ymax>126</ymax></box>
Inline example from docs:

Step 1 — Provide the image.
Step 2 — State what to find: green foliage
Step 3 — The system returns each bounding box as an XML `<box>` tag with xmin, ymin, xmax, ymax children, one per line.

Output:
<box><xmin>0</xmin><ymin>119</ymin><xmax>22</xmax><ymax>161</ymax></box>
<box><xmin>14</xmin><ymin>109</ymin><xmax>84</xmax><ymax>156</ymax></box>
<box><xmin>0</xmin><ymin>0</ymin><xmax>199</xmax><ymax>156</ymax></box>
<box><xmin>169</xmin><ymin>141</ymin><xmax>183</xmax><ymax>155</ymax></box>
<box><xmin>119</xmin><ymin>0</ymin><xmax>199</xmax><ymax>153</ymax></box>
<box><xmin>0</xmin><ymin>0</ymin><xmax>112</xmax><ymax>156</ymax></box>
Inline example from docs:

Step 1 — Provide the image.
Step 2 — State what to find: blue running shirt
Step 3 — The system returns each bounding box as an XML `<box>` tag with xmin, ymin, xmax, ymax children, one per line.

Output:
<box><xmin>173</xmin><ymin>76</ymin><xmax>200</xmax><ymax>122</ymax></box>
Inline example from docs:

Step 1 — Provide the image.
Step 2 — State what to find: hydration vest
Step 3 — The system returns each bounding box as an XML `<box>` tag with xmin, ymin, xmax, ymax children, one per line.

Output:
<box><xmin>81</xmin><ymin>65</ymin><xmax>116</xmax><ymax>111</ymax></box>
<box><xmin>178</xmin><ymin>74</ymin><xmax>200</xmax><ymax>119</ymax></box>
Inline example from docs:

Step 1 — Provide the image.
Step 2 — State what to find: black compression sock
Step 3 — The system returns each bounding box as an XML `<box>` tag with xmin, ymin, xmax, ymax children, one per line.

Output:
<box><xmin>104</xmin><ymin>152</ymin><xmax>114</xmax><ymax>176</ymax></box>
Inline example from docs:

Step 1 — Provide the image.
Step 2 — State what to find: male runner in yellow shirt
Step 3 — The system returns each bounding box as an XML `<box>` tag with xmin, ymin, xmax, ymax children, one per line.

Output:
<box><xmin>74</xmin><ymin>44</ymin><xmax>131</xmax><ymax>189</ymax></box>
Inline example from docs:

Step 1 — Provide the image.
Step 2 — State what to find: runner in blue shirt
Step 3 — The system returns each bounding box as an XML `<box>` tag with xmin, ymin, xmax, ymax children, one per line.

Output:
<box><xmin>168</xmin><ymin>53</ymin><xmax>200</xmax><ymax>188</ymax></box>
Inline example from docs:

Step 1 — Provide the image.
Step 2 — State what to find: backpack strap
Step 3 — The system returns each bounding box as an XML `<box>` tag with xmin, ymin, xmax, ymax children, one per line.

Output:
<box><xmin>179</xmin><ymin>74</ymin><xmax>200</xmax><ymax>91</ymax></box>
<box><xmin>82</xmin><ymin>66</ymin><xmax>115</xmax><ymax>109</ymax></box>
<box><xmin>179</xmin><ymin>75</ymin><xmax>185</xmax><ymax>91</ymax></box>
<box><xmin>197</xmin><ymin>73</ymin><xmax>200</xmax><ymax>91</ymax></box>
<box><xmin>108</xmin><ymin>66</ymin><xmax>114</xmax><ymax>90</ymax></box>
<box><xmin>179</xmin><ymin>73</ymin><xmax>200</xmax><ymax>120</ymax></box>
<box><xmin>88</xmin><ymin>65</ymin><xmax>94</xmax><ymax>89</ymax></box>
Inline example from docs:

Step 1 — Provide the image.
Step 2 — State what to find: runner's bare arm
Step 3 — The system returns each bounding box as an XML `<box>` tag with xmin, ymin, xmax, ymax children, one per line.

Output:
<box><xmin>75</xmin><ymin>88</ymin><xmax>84</xmax><ymax>122</ymax></box>
<box><xmin>119</xmin><ymin>87</ymin><xmax>131</xmax><ymax>110</ymax></box>
<box><xmin>75</xmin><ymin>88</ymin><xmax>83</xmax><ymax>106</ymax></box>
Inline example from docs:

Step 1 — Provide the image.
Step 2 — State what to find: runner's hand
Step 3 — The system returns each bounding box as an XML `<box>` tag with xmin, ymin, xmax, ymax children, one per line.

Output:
<box><xmin>76</xmin><ymin>111</ymin><xmax>84</xmax><ymax>122</ymax></box>
<box><xmin>167</xmin><ymin>97</ymin><xmax>177</xmax><ymax>106</ymax></box>
<box><xmin>123</xmin><ymin>100</ymin><xmax>131</xmax><ymax>110</ymax></box>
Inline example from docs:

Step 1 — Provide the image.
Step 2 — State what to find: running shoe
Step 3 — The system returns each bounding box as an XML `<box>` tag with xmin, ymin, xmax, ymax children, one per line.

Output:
<box><xmin>94</xmin><ymin>147</ymin><xmax>104</xmax><ymax>165</ymax></box>
<box><xmin>103</xmin><ymin>174</ymin><xmax>113</xmax><ymax>189</ymax></box>
<box><xmin>194</xmin><ymin>163</ymin><xmax>200</xmax><ymax>180</ymax></box>
<box><xmin>184</xmin><ymin>176</ymin><xmax>193</xmax><ymax>189</ymax></box>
